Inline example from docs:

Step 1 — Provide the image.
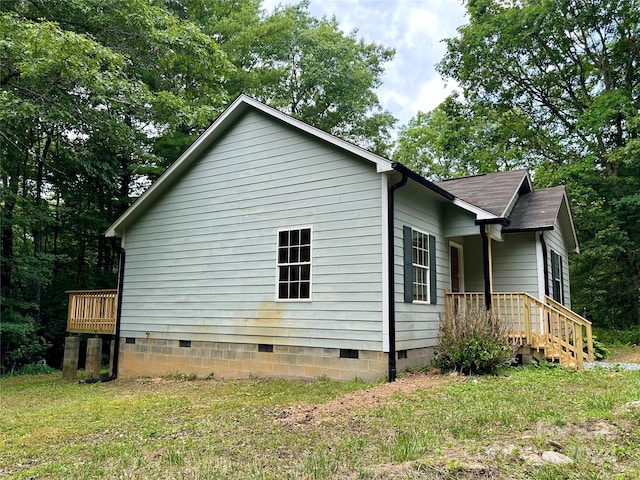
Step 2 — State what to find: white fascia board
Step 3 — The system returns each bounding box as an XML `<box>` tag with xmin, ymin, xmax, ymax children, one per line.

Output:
<box><xmin>536</xmin><ymin>233</ymin><xmax>546</xmax><ymax>302</ymax></box>
<box><xmin>242</xmin><ymin>97</ymin><xmax>395</xmax><ymax>172</ymax></box>
<box><xmin>105</xmin><ymin>95</ymin><xmax>394</xmax><ymax>237</ymax></box>
<box><xmin>377</xmin><ymin>163</ymin><xmax>394</xmax><ymax>173</ymax></box>
<box><xmin>381</xmin><ymin>173</ymin><xmax>390</xmax><ymax>352</ymax></box>
<box><xmin>559</xmin><ymin>191</ymin><xmax>580</xmax><ymax>254</ymax></box>
<box><xmin>105</xmin><ymin>96</ymin><xmax>248</xmax><ymax>237</ymax></box>
<box><xmin>451</xmin><ymin>198</ymin><xmax>497</xmax><ymax>221</ymax></box>
<box><xmin>502</xmin><ymin>171</ymin><xmax>533</xmax><ymax>217</ymax></box>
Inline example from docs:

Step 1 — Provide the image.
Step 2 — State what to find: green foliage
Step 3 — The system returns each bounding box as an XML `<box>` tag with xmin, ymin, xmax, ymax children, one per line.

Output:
<box><xmin>590</xmin><ymin>337</ymin><xmax>610</xmax><ymax>361</ymax></box>
<box><xmin>433</xmin><ymin>307</ymin><xmax>517</xmax><ymax>375</ymax></box>
<box><xmin>0</xmin><ymin>0</ymin><xmax>395</xmax><ymax>369</ymax></box>
<box><xmin>399</xmin><ymin>0</ymin><xmax>640</xmax><ymax>326</ymax></box>
<box><xmin>0</xmin><ymin>309</ymin><xmax>50</xmax><ymax>374</ymax></box>
<box><xmin>395</xmin><ymin>94</ymin><xmax>534</xmax><ymax>179</ymax></box>
<box><xmin>171</xmin><ymin>0</ymin><xmax>397</xmax><ymax>155</ymax></box>
<box><xmin>593</xmin><ymin>326</ymin><xmax>640</xmax><ymax>347</ymax></box>
<box><xmin>13</xmin><ymin>362</ymin><xmax>58</xmax><ymax>376</ymax></box>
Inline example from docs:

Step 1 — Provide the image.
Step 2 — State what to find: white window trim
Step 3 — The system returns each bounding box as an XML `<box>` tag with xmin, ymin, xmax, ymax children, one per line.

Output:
<box><xmin>411</xmin><ymin>227</ymin><xmax>431</xmax><ymax>305</ymax></box>
<box><xmin>551</xmin><ymin>249</ymin><xmax>564</xmax><ymax>305</ymax></box>
<box><xmin>448</xmin><ymin>241</ymin><xmax>464</xmax><ymax>293</ymax></box>
<box><xmin>275</xmin><ymin>225</ymin><xmax>313</xmax><ymax>303</ymax></box>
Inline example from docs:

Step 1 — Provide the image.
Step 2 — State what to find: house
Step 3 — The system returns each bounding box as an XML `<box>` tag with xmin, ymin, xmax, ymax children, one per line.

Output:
<box><xmin>67</xmin><ymin>95</ymin><xmax>592</xmax><ymax>382</ymax></box>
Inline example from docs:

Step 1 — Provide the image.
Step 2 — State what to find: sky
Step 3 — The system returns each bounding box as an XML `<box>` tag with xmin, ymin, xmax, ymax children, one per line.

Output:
<box><xmin>261</xmin><ymin>0</ymin><xmax>468</xmax><ymax>128</ymax></box>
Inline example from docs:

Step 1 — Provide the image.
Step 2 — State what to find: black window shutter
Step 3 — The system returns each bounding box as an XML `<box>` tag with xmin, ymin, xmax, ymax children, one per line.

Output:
<box><xmin>403</xmin><ymin>226</ymin><xmax>413</xmax><ymax>303</ymax></box>
<box><xmin>429</xmin><ymin>234</ymin><xmax>437</xmax><ymax>304</ymax></box>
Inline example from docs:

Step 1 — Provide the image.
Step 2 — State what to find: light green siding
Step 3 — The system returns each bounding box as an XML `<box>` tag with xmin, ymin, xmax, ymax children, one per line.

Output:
<box><xmin>492</xmin><ymin>233</ymin><xmax>539</xmax><ymax>296</ymax></box>
<box><xmin>392</xmin><ymin>181</ymin><xmax>448</xmax><ymax>350</ymax></box>
<box><xmin>545</xmin><ymin>223</ymin><xmax>572</xmax><ymax>308</ymax></box>
<box><xmin>463</xmin><ymin>235</ymin><xmax>485</xmax><ymax>293</ymax></box>
<box><xmin>120</xmin><ymin>109</ymin><xmax>385</xmax><ymax>350</ymax></box>
<box><xmin>442</xmin><ymin>203</ymin><xmax>478</xmax><ymax>237</ymax></box>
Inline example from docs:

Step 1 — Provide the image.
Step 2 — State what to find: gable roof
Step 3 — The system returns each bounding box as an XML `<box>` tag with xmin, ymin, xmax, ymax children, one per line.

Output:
<box><xmin>106</xmin><ymin>95</ymin><xmax>497</xmax><ymax>238</ymax></box>
<box><xmin>435</xmin><ymin>170</ymin><xmax>532</xmax><ymax>217</ymax></box>
<box><xmin>505</xmin><ymin>186</ymin><xmax>580</xmax><ymax>253</ymax></box>
<box><xmin>504</xmin><ymin>186</ymin><xmax>565</xmax><ymax>231</ymax></box>
<box><xmin>106</xmin><ymin>95</ymin><xmax>395</xmax><ymax>237</ymax></box>
<box><xmin>435</xmin><ymin>170</ymin><xmax>579</xmax><ymax>252</ymax></box>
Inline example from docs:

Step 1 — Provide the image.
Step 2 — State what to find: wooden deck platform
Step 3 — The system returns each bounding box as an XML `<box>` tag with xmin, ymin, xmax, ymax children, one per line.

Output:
<box><xmin>445</xmin><ymin>292</ymin><xmax>594</xmax><ymax>369</ymax></box>
<box><xmin>67</xmin><ymin>289</ymin><xmax>117</xmax><ymax>334</ymax></box>
<box><xmin>66</xmin><ymin>289</ymin><xmax>593</xmax><ymax>369</ymax></box>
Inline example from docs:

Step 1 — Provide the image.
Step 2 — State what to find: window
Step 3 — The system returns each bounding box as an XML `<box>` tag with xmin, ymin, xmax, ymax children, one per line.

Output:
<box><xmin>411</xmin><ymin>229</ymin><xmax>430</xmax><ymax>302</ymax></box>
<box><xmin>403</xmin><ymin>226</ymin><xmax>437</xmax><ymax>304</ymax></box>
<box><xmin>277</xmin><ymin>227</ymin><xmax>312</xmax><ymax>300</ymax></box>
<box><xmin>551</xmin><ymin>250</ymin><xmax>564</xmax><ymax>304</ymax></box>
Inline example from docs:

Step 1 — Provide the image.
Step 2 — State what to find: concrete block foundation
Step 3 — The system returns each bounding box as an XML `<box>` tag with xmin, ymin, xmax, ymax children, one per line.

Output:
<box><xmin>62</xmin><ymin>336</ymin><xmax>80</xmax><ymax>380</ymax></box>
<box><xmin>118</xmin><ymin>338</ymin><xmax>434</xmax><ymax>382</ymax></box>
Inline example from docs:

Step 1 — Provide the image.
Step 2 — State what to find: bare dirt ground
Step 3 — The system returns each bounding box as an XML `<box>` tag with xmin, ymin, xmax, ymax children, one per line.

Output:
<box><xmin>275</xmin><ymin>370</ymin><xmax>463</xmax><ymax>427</ymax></box>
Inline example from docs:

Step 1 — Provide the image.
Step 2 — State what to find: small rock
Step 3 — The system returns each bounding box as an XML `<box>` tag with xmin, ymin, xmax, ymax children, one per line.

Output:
<box><xmin>523</xmin><ymin>453</ymin><xmax>544</xmax><ymax>466</ymax></box>
<box><xmin>542</xmin><ymin>450</ymin><xmax>573</xmax><ymax>465</ymax></box>
<box><xmin>625</xmin><ymin>400</ymin><xmax>640</xmax><ymax>410</ymax></box>
<box><xmin>547</xmin><ymin>440</ymin><xmax>564</xmax><ymax>450</ymax></box>
<box><xmin>463</xmin><ymin>462</ymin><xmax>487</xmax><ymax>474</ymax></box>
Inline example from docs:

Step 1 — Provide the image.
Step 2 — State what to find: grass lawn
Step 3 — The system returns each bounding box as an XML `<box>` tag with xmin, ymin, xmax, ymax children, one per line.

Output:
<box><xmin>1</xmin><ymin>366</ymin><xmax>639</xmax><ymax>479</ymax></box>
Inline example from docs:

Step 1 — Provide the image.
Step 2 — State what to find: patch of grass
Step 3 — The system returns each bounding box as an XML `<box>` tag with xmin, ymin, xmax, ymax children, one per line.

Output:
<box><xmin>1</xmin><ymin>368</ymin><xmax>639</xmax><ymax>479</ymax></box>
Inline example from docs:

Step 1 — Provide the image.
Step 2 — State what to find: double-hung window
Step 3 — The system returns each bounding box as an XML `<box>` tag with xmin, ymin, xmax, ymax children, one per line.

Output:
<box><xmin>551</xmin><ymin>250</ymin><xmax>564</xmax><ymax>304</ymax></box>
<box><xmin>277</xmin><ymin>227</ymin><xmax>312</xmax><ymax>300</ymax></box>
<box><xmin>403</xmin><ymin>226</ymin><xmax>437</xmax><ymax>304</ymax></box>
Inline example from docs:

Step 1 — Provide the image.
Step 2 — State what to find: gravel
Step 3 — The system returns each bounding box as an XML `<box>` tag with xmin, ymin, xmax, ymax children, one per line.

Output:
<box><xmin>584</xmin><ymin>361</ymin><xmax>640</xmax><ymax>371</ymax></box>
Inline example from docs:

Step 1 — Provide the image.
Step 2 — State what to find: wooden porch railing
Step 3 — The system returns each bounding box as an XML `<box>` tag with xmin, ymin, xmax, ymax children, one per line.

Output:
<box><xmin>67</xmin><ymin>289</ymin><xmax>117</xmax><ymax>334</ymax></box>
<box><xmin>444</xmin><ymin>292</ymin><xmax>594</xmax><ymax>369</ymax></box>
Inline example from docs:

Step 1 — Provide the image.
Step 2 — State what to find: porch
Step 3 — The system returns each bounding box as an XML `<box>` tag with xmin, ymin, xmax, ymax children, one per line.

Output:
<box><xmin>65</xmin><ymin>289</ymin><xmax>594</xmax><ymax>370</ymax></box>
<box><xmin>67</xmin><ymin>289</ymin><xmax>117</xmax><ymax>334</ymax></box>
<box><xmin>62</xmin><ymin>290</ymin><xmax>118</xmax><ymax>380</ymax></box>
<box><xmin>445</xmin><ymin>291</ymin><xmax>594</xmax><ymax>368</ymax></box>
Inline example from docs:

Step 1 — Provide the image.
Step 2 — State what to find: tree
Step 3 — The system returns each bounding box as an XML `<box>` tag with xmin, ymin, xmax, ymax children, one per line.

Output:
<box><xmin>395</xmin><ymin>94</ymin><xmax>535</xmax><ymax>179</ymax></box>
<box><xmin>0</xmin><ymin>1</ymin><xmax>233</xmax><ymax>372</ymax></box>
<box><xmin>0</xmin><ymin>0</ymin><xmax>397</xmax><ymax>371</ymax></box>
<box><xmin>400</xmin><ymin>0</ymin><xmax>639</xmax><ymax>326</ymax></box>
<box><xmin>167</xmin><ymin>0</ymin><xmax>397</xmax><ymax>155</ymax></box>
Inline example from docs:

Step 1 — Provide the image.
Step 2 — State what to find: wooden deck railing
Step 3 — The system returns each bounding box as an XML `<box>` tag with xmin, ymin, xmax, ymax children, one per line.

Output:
<box><xmin>444</xmin><ymin>292</ymin><xmax>594</xmax><ymax>369</ymax></box>
<box><xmin>67</xmin><ymin>290</ymin><xmax>117</xmax><ymax>334</ymax></box>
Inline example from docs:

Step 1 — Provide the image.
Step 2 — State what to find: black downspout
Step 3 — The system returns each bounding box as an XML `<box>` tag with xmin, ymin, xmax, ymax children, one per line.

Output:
<box><xmin>480</xmin><ymin>224</ymin><xmax>492</xmax><ymax>310</ymax></box>
<box><xmin>103</xmin><ymin>247</ymin><xmax>125</xmax><ymax>382</ymax></box>
<box><xmin>539</xmin><ymin>231</ymin><xmax>549</xmax><ymax>296</ymax></box>
<box><xmin>388</xmin><ymin>172</ymin><xmax>408</xmax><ymax>383</ymax></box>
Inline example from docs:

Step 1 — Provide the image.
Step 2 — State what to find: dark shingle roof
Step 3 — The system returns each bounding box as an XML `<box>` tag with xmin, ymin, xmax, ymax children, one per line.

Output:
<box><xmin>504</xmin><ymin>186</ymin><xmax>566</xmax><ymax>231</ymax></box>
<box><xmin>435</xmin><ymin>170</ymin><xmax>531</xmax><ymax>217</ymax></box>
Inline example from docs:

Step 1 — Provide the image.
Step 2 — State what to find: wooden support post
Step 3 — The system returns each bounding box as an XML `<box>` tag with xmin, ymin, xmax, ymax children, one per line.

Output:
<box><xmin>85</xmin><ymin>337</ymin><xmax>102</xmax><ymax>379</ymax></box>
<box><xmin>523</xmin><ymin>295</ymin><xmax>532</xmax><ymax>345</ymax></box>
<box><xmin>575</xmin><ymin>324</ymin><xmax>584</xmax><ymax>369</ymax></box>
<box><xmin>62</xmin><ymin>336</ymin><xmax>80</xmax><ymax>380</ymax></box>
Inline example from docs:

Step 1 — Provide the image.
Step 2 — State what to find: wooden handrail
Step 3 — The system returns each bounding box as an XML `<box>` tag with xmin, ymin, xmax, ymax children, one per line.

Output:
<box><xmin>67</xmin><ymin>289</ymin><xmax>117</xmax><ymax>335</ymax></box>
<box><xmin>444</xmin><ymin>291</ymin><xmax>594</xmax><ymax>369</ymax></box>
<box><xmin>544</xmin><ymin>295</ymin><xmax>594</xmax><ymax>362</ymax></box>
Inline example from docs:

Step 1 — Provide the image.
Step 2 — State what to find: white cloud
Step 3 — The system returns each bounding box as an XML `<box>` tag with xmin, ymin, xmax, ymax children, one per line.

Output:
<box><xmin>259</xmin><ymin>0</ymin><xmax>467</xmax><ymax>126</ymax></box>
<box><xmin>411</xmin><ymin>76</ymin><xmax>460</xmax><ymax>114</ymax></box>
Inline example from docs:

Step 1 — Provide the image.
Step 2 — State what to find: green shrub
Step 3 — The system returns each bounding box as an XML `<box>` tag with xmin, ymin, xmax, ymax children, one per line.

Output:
<box><xmin>16</xmin><ymin>362</ymin><xmax>58</xmax><ymax>376</ymax></box>
<box><xmin>433</xmin><ymin>306</ymin><xmax>517</xmax><ymax>375</ymax></box>
<box><xmin>592</xmin><ymin>326</ymin><xmax>640</xmax><ymax>346</ymax></box>
<box><xmin>590</xmin><ymin>336</ymin><xmax>610</xmax><ymax>360</ymax></box>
